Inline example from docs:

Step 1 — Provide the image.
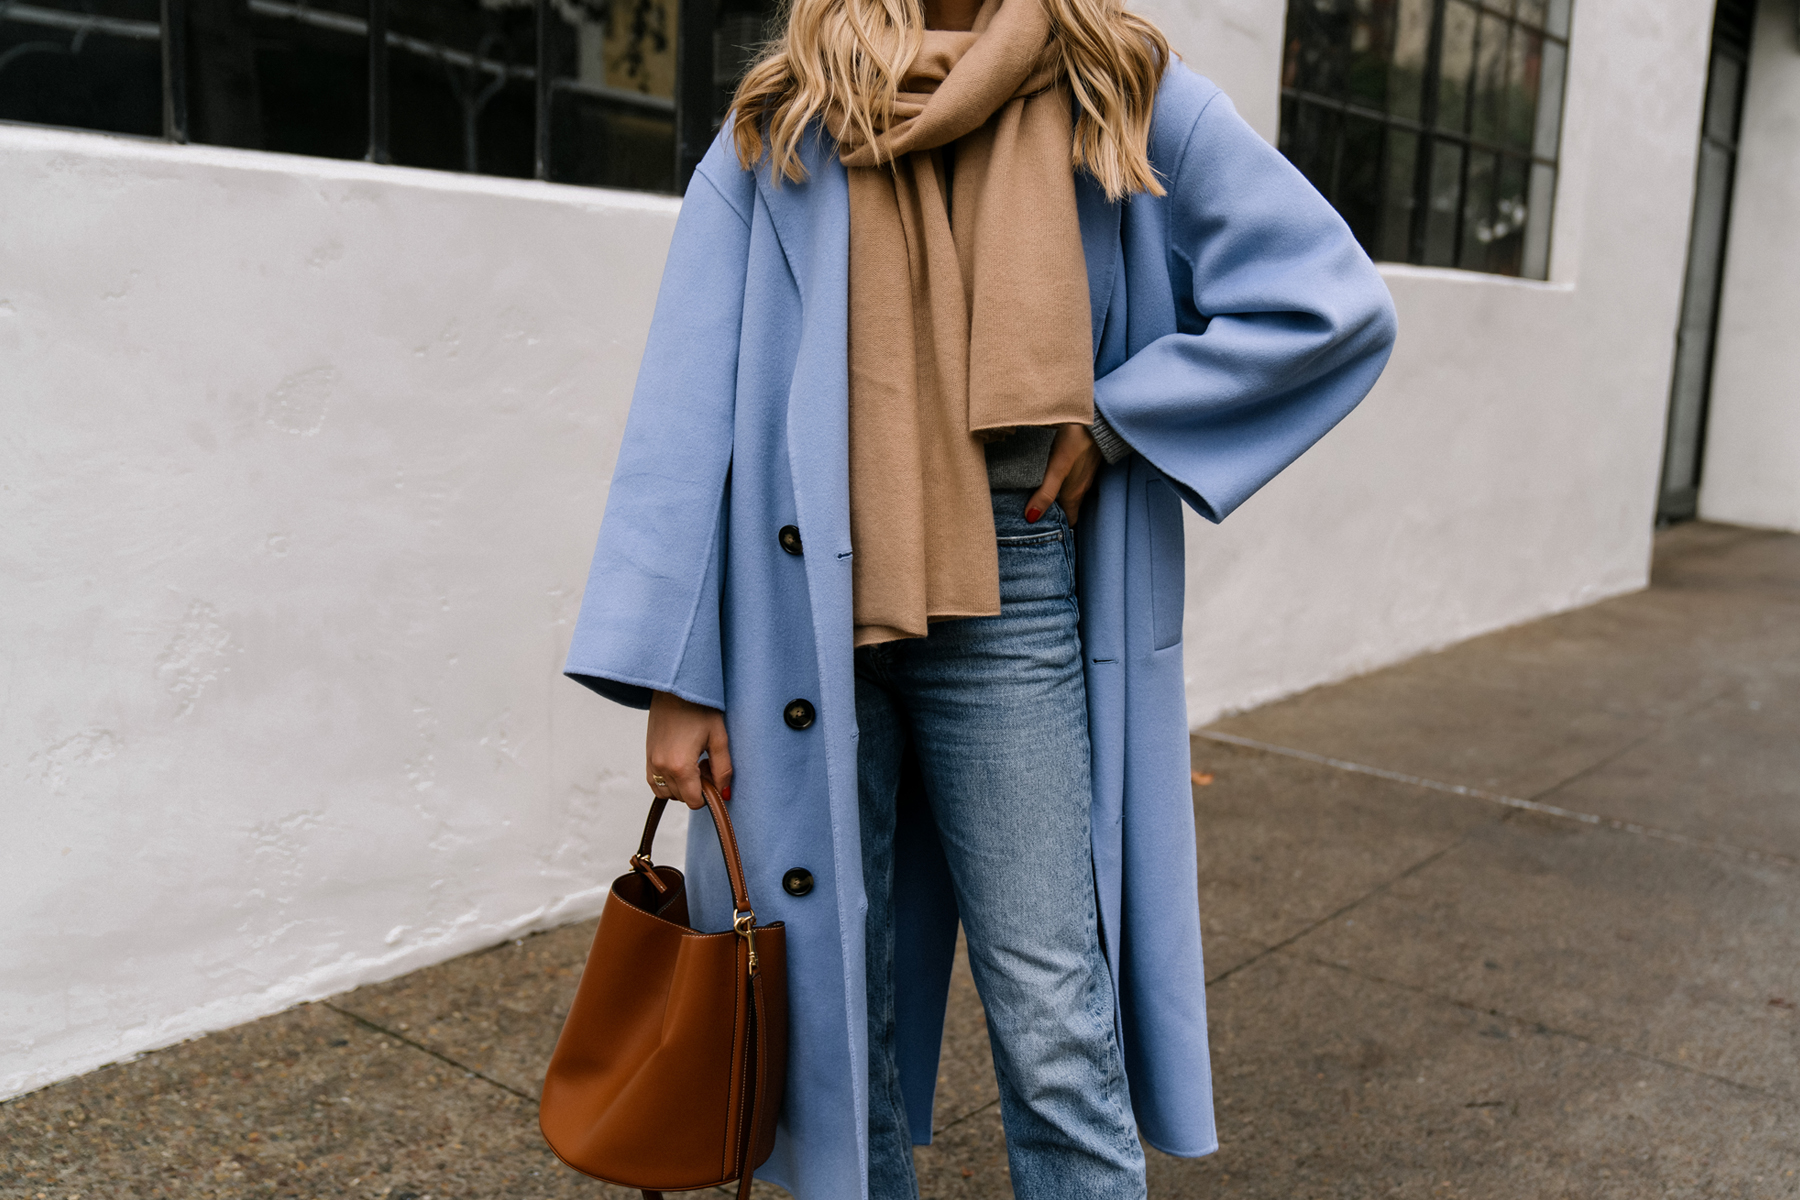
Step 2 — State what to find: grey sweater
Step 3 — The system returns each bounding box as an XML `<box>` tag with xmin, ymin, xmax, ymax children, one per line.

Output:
<box><xmin>983</xmin><ymin>412</ymin><xmax>1133</xmax><ymax>490</ymax></box>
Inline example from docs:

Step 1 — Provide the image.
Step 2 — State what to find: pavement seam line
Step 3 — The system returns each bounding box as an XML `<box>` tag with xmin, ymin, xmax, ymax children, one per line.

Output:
<box><xmin>1284</xmin><ymin>948</ymin><xmax>1794</xmax><ymax>1104</ymax></box>
<box><xmin>1203</xmin><ymin>831</ymin><xmax>1481</xmax><ymax>989</ymax></box>
<box><xmin>932</xmin><ymin>1095</ymin><xmax>1000</xmax><ymax>1137</ymax></box>
<box><xmin>1520</xmin><ymin>683</ymin><xmax>1729</xmax><ymax>806</ymax></box>
<box><xmin>322</xmin><ymin>1002</ymin><xmax>539</xmax><ymax>1104</ymax></box>
<box><xmin>336</xmin><ymin>999</ymin><xmax>1002</xmax><ymax>1160</ymax></box>
<box><xmin>1194</xmin><ymin>729</ymin><xmax>1800</xmax><ymax>870</ymax></box>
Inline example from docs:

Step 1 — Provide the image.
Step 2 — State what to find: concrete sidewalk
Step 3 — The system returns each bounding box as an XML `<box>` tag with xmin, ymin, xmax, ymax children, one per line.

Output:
<box><xmin>4</xmin><ymin>522</ymin><xmax>1796</xmax><ymax>1198</ymax></box>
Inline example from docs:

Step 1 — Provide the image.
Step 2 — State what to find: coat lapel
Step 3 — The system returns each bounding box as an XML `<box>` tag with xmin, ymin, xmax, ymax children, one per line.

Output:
<box><xmin>1075</xmin><ymin>172</ymin><xmax>1122</xmax><ymax>356</ymax></box>
<box><xmin>752</xmin><ymin>129</ymin><xmax>850</xmax><ymax>548</ymax></box>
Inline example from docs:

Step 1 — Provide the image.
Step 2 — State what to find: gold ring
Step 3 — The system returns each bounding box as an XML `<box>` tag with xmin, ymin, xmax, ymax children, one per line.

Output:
<box><xmin>651</xmin><ymin>774</ymin><xmax>669</xmax><ymax>791</ymax></box>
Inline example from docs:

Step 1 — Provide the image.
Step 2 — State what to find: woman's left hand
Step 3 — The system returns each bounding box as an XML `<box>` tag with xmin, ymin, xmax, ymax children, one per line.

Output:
<box><xmin>1026</xmin><ymin>423</ymin><xmax>1104</xmax><ymax>526</ymax></box>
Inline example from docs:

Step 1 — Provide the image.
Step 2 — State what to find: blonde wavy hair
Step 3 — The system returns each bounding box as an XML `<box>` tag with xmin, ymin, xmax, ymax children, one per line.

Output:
<box><xmin>728</xmin><ymin>0</ymin><xmax>1170</xmax><ymax>200</ymax></box>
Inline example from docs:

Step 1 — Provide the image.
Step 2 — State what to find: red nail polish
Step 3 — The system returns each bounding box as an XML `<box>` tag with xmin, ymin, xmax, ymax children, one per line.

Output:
<box><xmin>1025</xmin><ymin>506</ymin><xmax>1042</xmax><ymax>523</ymax></box>
<box><xmin>722</xmin><ymin>785</ymin><xmax>732</xmax><ymax>802</ymax></box>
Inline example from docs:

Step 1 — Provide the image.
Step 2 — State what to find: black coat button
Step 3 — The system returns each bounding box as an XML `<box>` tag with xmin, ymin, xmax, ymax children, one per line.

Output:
<box><xmin>778</xmin><ymin>525</ymin><xmax>803</xmax><ymax>556</ymax></box>
<box><xmin>783</xmin><ymin>698</ymin><xmax>815</xmax><ymax>730</ymax></box>
<box><xmin>782</xmin><ymin>868</ymin><xmax>815</xmax><ymax>897</ymax></box>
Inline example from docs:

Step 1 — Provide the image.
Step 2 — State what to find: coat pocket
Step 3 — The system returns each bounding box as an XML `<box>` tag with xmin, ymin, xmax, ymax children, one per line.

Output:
<box><xmin>1146</xmin><ymin>477</ymin><xmax>1186</xmax><ymax>652</ymax></box>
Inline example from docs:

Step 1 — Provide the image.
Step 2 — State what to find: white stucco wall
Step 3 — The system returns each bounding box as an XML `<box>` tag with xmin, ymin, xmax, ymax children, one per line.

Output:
<box><xmin>3</xmin><ymin>0</ymin><xmax>1719</xmax><ymax>1099</ymax></box>
<box><xmin>1139</xmin><ymin>0</ymin><xmax>1283</xmax><ymax>141</ymax></box>
<box><xmin>0</xmin><ymin>130</ymin><xmax>684</xmax><ymax>1099</ymax></box>
<box><xmin>1701</xmin><ymin>0</ymin><xmax>1800</xmax><ymax>533</ymax></box>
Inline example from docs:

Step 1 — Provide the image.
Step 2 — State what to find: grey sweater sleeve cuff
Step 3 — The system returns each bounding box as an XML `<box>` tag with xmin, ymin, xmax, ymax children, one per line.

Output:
<box><xmin>1089</xmin><ymin>410</ymin><xmax>1133</xmax><ymax>465</ymax></box>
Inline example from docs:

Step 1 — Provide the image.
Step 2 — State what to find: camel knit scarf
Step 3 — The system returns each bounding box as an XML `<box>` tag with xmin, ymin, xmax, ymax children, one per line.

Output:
<box><xmin>835</xmin><ymin>0</ymin><xmax>1093</xmax><ymax>646</ymax></box>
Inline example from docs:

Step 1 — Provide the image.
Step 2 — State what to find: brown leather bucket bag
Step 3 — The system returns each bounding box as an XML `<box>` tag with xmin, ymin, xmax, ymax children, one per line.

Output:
<box><xmin>540</xmin><ymin>779</ymin><xmax>787</xmax><ymax>1199</ymax></box>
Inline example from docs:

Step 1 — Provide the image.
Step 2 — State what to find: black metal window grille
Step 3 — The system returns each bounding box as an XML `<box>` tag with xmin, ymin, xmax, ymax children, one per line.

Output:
<box><xmin>1279</xmin><ymin>0</ymin><xmax>1573</xmax><ymax>279</ymax></box>
<box><xmin>0</xmin><ymin>0</ymin><xmax>774</xmax><ymax>192</ymax></box>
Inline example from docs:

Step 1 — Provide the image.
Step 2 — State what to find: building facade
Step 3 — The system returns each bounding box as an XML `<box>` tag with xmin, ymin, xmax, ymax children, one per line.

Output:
<box><xmin>3</xmin><ymin>0</ymin><xmax>1796</xmax><ymax>1099</ymax></box>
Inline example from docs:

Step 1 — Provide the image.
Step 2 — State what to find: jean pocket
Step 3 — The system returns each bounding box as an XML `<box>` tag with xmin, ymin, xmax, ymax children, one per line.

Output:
<box><xmin>996</xmin><ymin>525</ymin><xmax>1076</xmax><ymax>606</ymax></box>
<box><xmin>996</xmin><ymin>528</ymin><xmax>1065</xmax><ymax>546</ymax></box>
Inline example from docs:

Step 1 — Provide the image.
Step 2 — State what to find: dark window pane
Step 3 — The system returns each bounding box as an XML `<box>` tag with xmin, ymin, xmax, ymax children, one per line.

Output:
<box><xmin>1421</xmin><ymin>137</ymin><xmax>1463</xmax><ymax>266</ymax></box>
<box><xmin>236</xmin><ymin>0</ymin><xmax>368</xmax><ymax>158</ymax></box>
<box><xmin>1337</xmin><ymin>112</ymin><xmax>1383</xmax><ymax>249</ymax></box>
<box><xmin>545</xmin><ymin>0</ymin><xmax>677</xmax><ymax>190</ymax></box>
<box><xmin>1486</xmin><ymin>152</ymin><xmax>1530</xmax><ymax>274</ymax></box>
<box><xmin>554</xmin><ymin>102</ymin><xmax>673</xmax><ymax>188</ymax></box>
<box><xmin>1379</xmin><ymin>128</ymin><xmax>1418</xmax><ymax>261</ymax></box>
<box><xmin>1387</xmin><ymin>0</ymin><xmax>1431</xmax><ymax>120</ymax></box>
<box><xmin>1345</xmin><ymin>0</ymin><xmax>1387</xmax><ymax>110</ymax></box>
<box><xmin>1468</xmin><ymin>12</ymin><xmax>1508</xmax><ymax>146</ymax></box>
<box><xmin>707</xmin><ymin>0</ymin><xmax>776</xmax><ymax>128</ymax></box>
<box><xmin>1436</xmin><ymin>0</ymin><xmax>1476</xmax><ymax>133</ymax></box>
<box><xmin>1286</xmin><ymin>0</ymin><xmax>1350</xmax><ymax>99</ymax></box>
<box><xmin>1458</xmin><ymin>147</ymin><xmax>1494</xmax><ymax>267</ymax></box>
<box><xmin>1277</xmin><ymin>91</ymin><xmax>1298</xmax><ymax>157</ymax></box>
<box><xmin>388</xmin><ymin>0</ymin><xmax>535</xmax><ymax>177</ymax></box>
<box><xmin>1462</xmin><ymin>150</ymin><xmax>1527</xmax><ymax>274</ymax></box>
<box><xmin>0</xmin><ymin>0</ymin><xmax>163</xmax><ymax>136</ymax></box>
<box><xmin>713</xmin><ymin>0</ymin><xmax>767</xmax><ymax>97</ymax></box>
<box><xmin>183</xmin><ymin>0</ymin><xmax>259</xmax><ymax>147</ymax></box>
<box><xmin>1282</xmin><ymin>96</ymin><xmax>1341</xmax><ymax>200</ymax></box>
<box><xmin>1502</xmin><ymin>26</ymin><xmax>1541</xmax><ymax>151</ymax></box>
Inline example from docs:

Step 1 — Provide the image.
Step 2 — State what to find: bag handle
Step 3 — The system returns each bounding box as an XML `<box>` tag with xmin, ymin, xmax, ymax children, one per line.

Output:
<box><xmin>633</xmin><ymin>777</ymin><xmax>756</xmax><ymax>920</ymax></box>
<box><xmin>631</xmin><ymin>779</ymin><xmax>767</xmax><ymax>1200</ymax></box>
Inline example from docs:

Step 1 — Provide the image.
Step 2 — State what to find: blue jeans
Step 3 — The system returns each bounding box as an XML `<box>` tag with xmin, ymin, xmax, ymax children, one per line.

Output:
<box><xmin>856</xmin><ymin>492</ymin><xmax>1146</xmax><ymax>1200</ymax></box>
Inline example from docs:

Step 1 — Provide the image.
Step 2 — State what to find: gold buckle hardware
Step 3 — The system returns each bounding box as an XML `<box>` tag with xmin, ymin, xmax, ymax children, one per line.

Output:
<box><xmin>630</xmin><ymin>853</ymin><xmax>669</xmax><ymax>895</ymax></box>
<box><xmin>734</xmin><ymin>909</ymin><xmax>760</xmax><ymax>977</ymax></box>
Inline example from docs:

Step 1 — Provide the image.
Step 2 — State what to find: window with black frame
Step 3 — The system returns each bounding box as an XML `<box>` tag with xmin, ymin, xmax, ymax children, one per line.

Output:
<box><xmin>1279</xmin><ymin>0</ymin><xmax>1572</xmax><ymax>279</ymax></box>
<box><xmin>0</xmin><ymin>0</ymin><xmax>775</xmax><ymax>193</ymax></box>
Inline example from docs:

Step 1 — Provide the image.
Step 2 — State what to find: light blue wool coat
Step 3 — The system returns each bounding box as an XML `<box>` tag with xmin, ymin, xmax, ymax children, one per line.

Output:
<box><xmin>564</xmin><ymin>63</ymin><xmax>1397</xmax><ymax>1199</ymax></box>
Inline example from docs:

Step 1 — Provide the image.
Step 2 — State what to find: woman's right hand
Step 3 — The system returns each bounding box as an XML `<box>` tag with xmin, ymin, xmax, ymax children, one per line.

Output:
<box><xmin>646</xmin><ymin>691</ymin><xmax>733</xmax><ymax>810</ymax></box>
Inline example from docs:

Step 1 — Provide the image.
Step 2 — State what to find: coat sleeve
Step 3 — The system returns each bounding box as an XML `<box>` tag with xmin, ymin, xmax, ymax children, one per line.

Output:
<box><xmin>563</xmin><ymin>148</ymin><xmax>754</xmax><ymax>710</ymax></box>
<box><xmin>1093</xmin><ymin>85</ymin><xmax>1398</xmax><ymax>522</ymax></box>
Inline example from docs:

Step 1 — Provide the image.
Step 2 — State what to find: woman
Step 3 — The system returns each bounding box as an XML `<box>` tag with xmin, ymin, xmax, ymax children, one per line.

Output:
<box><xmin>562</xmin><ymin>0</ymin><xmax>1397</xmax><ymax>1188</ymax></box>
